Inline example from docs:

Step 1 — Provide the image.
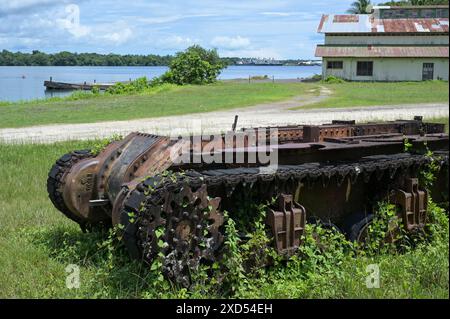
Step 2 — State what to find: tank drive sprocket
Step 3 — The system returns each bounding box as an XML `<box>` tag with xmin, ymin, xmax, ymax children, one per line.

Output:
<box><xmin>120</xmin><ymin>178</ymin><xmax>224</xmax><ymax>286</ymax></box>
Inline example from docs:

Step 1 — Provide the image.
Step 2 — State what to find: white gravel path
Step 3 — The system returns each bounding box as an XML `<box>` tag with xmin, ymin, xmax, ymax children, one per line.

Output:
<box><xmin>0</xmin><ymin>88</ymin><xmax>447</xmax><ymax>144</ymax></box>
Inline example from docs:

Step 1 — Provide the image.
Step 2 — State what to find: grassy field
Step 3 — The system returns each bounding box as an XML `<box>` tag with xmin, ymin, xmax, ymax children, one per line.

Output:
<box><xmin>0</xmin><ymin>82</ymin><xmax>312</xmax><ymax>129</ymax></box>
<box><xmin>0</xmin><ymin>81</ymin><xmax>448</xmax><ymax>129</ymax></box>
<box><xmin>0</xmin><ymin>140</ymin><xmax>448</xmax><ymax>298</ymax></box>
<box><xmin>299</xmin><ymin>81</ymin><xmax>449</xmax><ymax>109</ymax></box>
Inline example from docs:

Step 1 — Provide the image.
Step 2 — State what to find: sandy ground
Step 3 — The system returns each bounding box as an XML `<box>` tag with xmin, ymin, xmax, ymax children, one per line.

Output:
<box><xmin>0</xmin><ymin>87</ymin><xmax>448</xmax><ymax>144</ymax></box>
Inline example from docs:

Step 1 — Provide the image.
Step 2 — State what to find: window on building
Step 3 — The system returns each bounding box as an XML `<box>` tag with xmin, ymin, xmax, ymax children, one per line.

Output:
<box><xmin>327</xmin><ymin>61</ymin><xmax>343</xmax><ymax>69</ymax></box>
<box><xmin>422</xmin><ymin>63</ymin><xmax>434</xmax><ymax>81</ymax></box>
<box><xmin>357</xmin><ymin>61</ymin><xmax>373</xmax><ymax>76</ymax></box>
<box><xmin>421</xmin><ymin>9</ymin><xmax>435</xmax><ymax>18</ymax></box>
<box><xmin>436</xmin><ymin>9</ymin><xmax>449</xmax><ymax>18</ymax></box>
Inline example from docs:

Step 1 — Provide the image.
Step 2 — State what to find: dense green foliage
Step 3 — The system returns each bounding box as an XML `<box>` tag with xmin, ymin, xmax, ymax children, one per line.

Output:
<box><xmin>0</xmin><ymin>50</ymin><xmax>173</xmax><ymax>66</ymax></box>
<box><xmin>161</xmin><ymin>46</ymin><xmax>226</xmax><ymax>85</ymax></box>
<box><xmin>105</xmin><ymin>77</ymin><xmax>154</xmax><ymax>95</ymax></box>
<box><xmin>378</xmin><ymin>0</ymin><xmax>448</xmax><ymax>5</ymax></box>
<box><xmin>322</xmin><ymin>75</ymin><xmax>346</xmax><ymax>84</ymax></box>
<box><xmin>0</xmin><ymin>139</ymin><xmax>448</xmax><ymax>298</ymax></box>
<box><xmin>349</xmin><ymin>0</ymin><xmax>448</xmax><ymax>13</ymax></box>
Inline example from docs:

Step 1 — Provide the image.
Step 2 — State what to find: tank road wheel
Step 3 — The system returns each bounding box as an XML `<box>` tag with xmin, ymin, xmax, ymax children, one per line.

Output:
<box><xmin>347</xmin><ymin>214</ymin><xmax>375</xmax><ymax>243</ymax></box>
<box><xmin>47</xmin><ymin>149</ymin><xmax>93</xmax><ymax>229</ymax></box>
<box><xmin>121</xmin><ymin>182</ymin><xmax>224</xmax><ymax>287</ymax></box>
<box><xmin>346</xmin><ymin>213</ymin><xmax>400</xmax><ymax>244</ymax></box>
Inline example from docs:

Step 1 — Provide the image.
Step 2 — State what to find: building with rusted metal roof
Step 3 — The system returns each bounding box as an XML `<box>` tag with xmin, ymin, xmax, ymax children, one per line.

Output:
<box><xmin>315</xmin><ymin>5</ymin><xmax>449</xmax><ymax>81</ymax></box>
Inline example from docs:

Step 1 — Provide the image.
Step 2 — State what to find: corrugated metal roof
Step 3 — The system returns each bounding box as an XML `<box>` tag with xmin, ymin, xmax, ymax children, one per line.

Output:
<box><xmin>333</xmin><ymin>15</ymin><xmax>359</xmax><ymax>23</ymax></box>
<box><xmin>382</xmin><ymin>18</ymin><xmax>448</xmax><ymax>32</ymax></box>
<box><xmin>315</xmin><ymin>46</ymin><xmax>449</xmax><ymax>58</ymax></box>
<box><xmin>318</xmin><ymin>14</ymin><xmax>373</xmax><ymax>33</ymax></box>
<box><xmin>318</xmin><ymin>14</ymin><xmax>449</xmax><ymax>33</ymax></box>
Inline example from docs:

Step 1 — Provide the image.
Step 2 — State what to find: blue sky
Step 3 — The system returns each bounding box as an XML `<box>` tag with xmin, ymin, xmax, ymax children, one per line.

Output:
<box><xmin>0</xmin><ymin>0</ymin><xmax>356</xmax><ymax>59</ymax></box>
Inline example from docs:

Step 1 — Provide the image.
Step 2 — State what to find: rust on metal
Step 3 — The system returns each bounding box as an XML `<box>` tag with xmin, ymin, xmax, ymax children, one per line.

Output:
<box><xmin>333</xmin><ymin>15</ymin><xmax>360</xmax><ymax>23</ymax></box>
<box><xmin>391</xmin><ymin>178</ymin><xmax>428</xmax><ymax>231</ymax></box>
<box><xmin>317</xmin><ymin>14</ymin><xmax>329</xmax><ymax>33</ymax></box>
<box><xmin>317</xmin><ymin>14</ymin><xmax>449</xmax><ymax>33</ymax></box>
<box><xmin>47</xmin><ymin>117</ymin><xmax>449</xmax><ymax>284</ymax></box>
<box><xmin>379</xmin><ymin>18</ymin><xmax>449</xmax><ymax>33</ymax></box>
<box><xmin>266</xmin><ymin>194</ymin><xmax>306</xmax><ymax>255</ymax></box>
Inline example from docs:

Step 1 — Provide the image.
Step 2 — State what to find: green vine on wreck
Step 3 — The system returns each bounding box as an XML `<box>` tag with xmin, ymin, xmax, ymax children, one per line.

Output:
<box><xmin>91</xmin><ymin>134</ymin><xmax>123</xmax><ymax>156</ymax></box>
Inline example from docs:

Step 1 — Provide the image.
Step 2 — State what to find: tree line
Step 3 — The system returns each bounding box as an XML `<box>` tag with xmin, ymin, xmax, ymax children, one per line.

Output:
<box><xmin>0</xmin><ymin>50</ymin><xmax>174</xmax><ymax>66</ymax></box>
<box><xmin>379</xmin><ymin>0</ymin><xmax>449</xmax><ymax>5</ymax></box>
<box><xmin>0</xmin><ymin>50</ymin><xmax>252</xmax><ymax>67</ymax></box>
<box><xmin>348</xmin><ymin>0</ymin><xmax>448</xmax><ymax>14</ymax></box>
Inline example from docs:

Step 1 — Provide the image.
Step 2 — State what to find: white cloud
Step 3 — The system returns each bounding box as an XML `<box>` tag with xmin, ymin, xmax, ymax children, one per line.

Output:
<box><xmin>260</xmin><ymin>12</ymin><xmax>294</xmax><ymax>17</ymax></box>
<box><xmin>0</xmin><ymin>0</ymin><xmax>357</xmax><ymax>58</ymax></box>
<box><xmin>139</xmin><ymin>15</ymin><xmax>184</xmax><ymax>24</ymax></box>
<box><xmin>56</xmin><ymin>4</ymin><xmax>91</xmax><ymax>38</ymax></box>
<box><xmin>139</xmin><ymin>13</ymin><xmax>219</xmax><ymax>25</ymax></box>
<box><xmin>0</xmin><ymin>0</ymin><xmax>78</xmax><ymax>16</ymax></box>
<box><xmin>157</xmin><ymin>35</ymin><xmax>199</xmax><ymax>49</ymax></box>
<box><xmin>0</xmin><ymin>0</ymin><xmax>52</xmax><ymax>12</ymax></box>
<box><xmin>0</xmin><ymin>2</ymin><xmax>135</xmax><ymax>50</ymax></box>
<box><xmin>259</xmin><ymin>11</ymin><xmax>321</xmax><ymax>21</ymax></box>
<box><xmin>211</xmin><ymin>36</ymin><xmax>250</xmax><ymax>50</ymax></box>
<box><xmin>101</xmin><ymin>27</ymin><xmax>133</xmax><ymax>45</ymax></box>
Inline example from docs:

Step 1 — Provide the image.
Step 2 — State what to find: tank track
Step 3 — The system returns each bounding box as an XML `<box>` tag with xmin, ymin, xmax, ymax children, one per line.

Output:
<box><xmin>47</xmin><ymin>149</ymin><xmax>93</xmax><ymax>230</ymax></box>
<box><xmin>120</xmin><ymin>152</ymin><xmax>449</xmax><ymax>285</ymax></box>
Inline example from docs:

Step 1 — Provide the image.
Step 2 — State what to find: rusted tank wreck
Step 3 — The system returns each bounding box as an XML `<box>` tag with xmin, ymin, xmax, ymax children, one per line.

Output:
<box><xmin>48</xmin><ymin>117</ymin><xmax>449</xmax><ymax>283</ymax></box>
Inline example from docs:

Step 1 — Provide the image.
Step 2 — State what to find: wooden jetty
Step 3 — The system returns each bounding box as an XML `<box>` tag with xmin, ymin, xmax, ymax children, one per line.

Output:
<box><xmin>44</xmin><ymin>80</ymin><xmax>114</xmax><ymax>90</ymax></box>
<box><xmin>44</xmin><ymin>78</ymin><xmax>130</xmax><ymax>90</ymax></box>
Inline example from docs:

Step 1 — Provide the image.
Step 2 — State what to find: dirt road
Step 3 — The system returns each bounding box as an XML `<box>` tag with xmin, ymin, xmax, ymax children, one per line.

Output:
<box><xmin>0</xmin><ymin>88</ymin><xmax>447</xmax><ymax>143</ymax></box>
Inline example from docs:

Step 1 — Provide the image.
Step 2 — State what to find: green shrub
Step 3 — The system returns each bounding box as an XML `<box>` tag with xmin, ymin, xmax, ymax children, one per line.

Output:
<box><xmin>67</xmin><ymin>90</ymin><xmax>97</xmax><ymax>100</ymax></box>
<box><xmin>249</xmin><ymin>75</ymin><xmax>269</xmax><ymax>80</ymax></box>
<box><xmin>322</xmin><ymin>75</ymin><xmax>346</xmax><ymax>84</ymax></box>
<box><xmin>91</xmin><ymin>134</ymin><xmax>123</xmax><ymax>155</ymax></box>
<box><xmin>161</xmin><ymin>45</ymin><xmax>226</xmax><ymax>85</ymax></box>
<box><xmin>91</xmin><ymin>85</ymin><xmax>100</xmax><ymax>95</ymax></box>
<box><xmin>106</xmin><ymin>77</ymin><xmax>151</xmax><ymax>95</ymax></box>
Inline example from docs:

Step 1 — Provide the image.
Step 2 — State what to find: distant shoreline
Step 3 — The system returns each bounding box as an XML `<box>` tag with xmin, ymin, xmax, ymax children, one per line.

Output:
<box><xmin>0</xmin><ymin>64</ymin><xmax>321</xmax><ymax>67</ymax></box>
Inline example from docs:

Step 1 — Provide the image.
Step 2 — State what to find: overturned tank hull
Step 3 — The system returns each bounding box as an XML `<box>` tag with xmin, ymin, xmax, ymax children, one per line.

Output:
<box><xmin>48</xmin><ymin>117</ymin><xmax>449</xmax><ymax>285</ymax></box>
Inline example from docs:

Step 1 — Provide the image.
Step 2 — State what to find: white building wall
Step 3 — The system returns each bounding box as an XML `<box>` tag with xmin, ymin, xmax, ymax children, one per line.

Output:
<box><xmin>323</xmin><ymin>58</ymin><xmax>449</xmax><ymax>81</ymax></box>
<box><xmin>325</xmin><ymin>35</ymin><xmax>449</xmax><ymax>45</ymax></box>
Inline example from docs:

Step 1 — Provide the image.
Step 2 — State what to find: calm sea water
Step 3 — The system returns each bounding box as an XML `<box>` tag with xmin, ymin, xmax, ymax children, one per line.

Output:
<box><xmin>0</xmin><ymin>65</ymin><xmax>321</xmax><ymax>102</ymax></box>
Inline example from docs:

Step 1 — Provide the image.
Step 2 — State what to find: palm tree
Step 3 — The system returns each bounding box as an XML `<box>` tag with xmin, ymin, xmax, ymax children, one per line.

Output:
<box><xmin>347</xmin><ymin>0</ymin><xmax>372</xmax><ymax>14</ymax></box>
